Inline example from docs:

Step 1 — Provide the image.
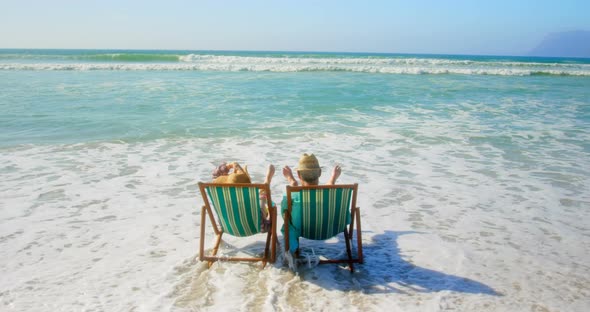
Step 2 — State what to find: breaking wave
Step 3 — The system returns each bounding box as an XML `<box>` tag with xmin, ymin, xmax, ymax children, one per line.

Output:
<box><xmin>1</xmin><ymin>52</ymin><xmax>589</xmax><ymax>76</ymax></box>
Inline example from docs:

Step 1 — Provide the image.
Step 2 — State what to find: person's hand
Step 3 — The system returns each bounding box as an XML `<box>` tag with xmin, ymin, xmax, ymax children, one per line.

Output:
<box><xmin>264</xmin><ymin>164</ymin><xmax>275</xmax><ymax>184</ymax></box>
<box><xmin>328</xmin><ymin>164</ymin><xmax>341</xmax><ymax>185</ymax></box>
<box><xmin>283</xmin><ymin>166</ymin><xmax>298</xmax><ymax>186</ymax></box>
<box><xmin>282</xmin><ymin>165</ymin><xmax>292</xmax><ymax>177</ymax></box>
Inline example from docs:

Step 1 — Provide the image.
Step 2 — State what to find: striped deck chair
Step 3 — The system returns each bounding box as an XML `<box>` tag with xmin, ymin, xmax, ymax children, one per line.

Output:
<box><xmin>198</xmin><ymin>182</ymin><xmax>277</xmax><ymax>268</ymax></box>
<box><xmin>284</xmin><ymin>184</ymin><xmax>363</xmax><ymax>272</ymax></box>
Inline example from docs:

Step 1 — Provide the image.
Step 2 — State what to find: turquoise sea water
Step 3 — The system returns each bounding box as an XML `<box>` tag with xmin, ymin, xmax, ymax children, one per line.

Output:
<box><xmin>1</xmin><ymin>50</ymin><xmax>589</xmax><ymax>311</ymax></box>
<box><xmin>1</xmin><ymin>50</ymin><xmax>589</xmax><ymax>147</ymax></box>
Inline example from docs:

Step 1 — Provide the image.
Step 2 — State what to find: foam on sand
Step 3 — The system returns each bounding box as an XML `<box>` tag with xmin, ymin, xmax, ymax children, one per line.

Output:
<box><xmin>1</xmin><ymin>123</ymin><xmax>588</xmax><ymax>310</ymax></box>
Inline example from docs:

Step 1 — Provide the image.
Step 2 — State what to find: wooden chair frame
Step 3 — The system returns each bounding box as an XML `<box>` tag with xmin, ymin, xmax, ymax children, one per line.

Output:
<box><xmin>198</xmin><ymin>182</ymin><xmax>277</xmax><ymax>268</ymax></box>
<box><xmin>284</xmin><ymin>184</ymin><xmax>363</xmax><ymax>272</ymax></box>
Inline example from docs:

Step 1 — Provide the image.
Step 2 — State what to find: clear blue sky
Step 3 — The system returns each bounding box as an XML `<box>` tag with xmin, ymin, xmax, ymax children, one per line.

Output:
<box><xmin>1</xmin><ymin>0</ymin><xmax>588</xmax><ymax>55</ymax></box>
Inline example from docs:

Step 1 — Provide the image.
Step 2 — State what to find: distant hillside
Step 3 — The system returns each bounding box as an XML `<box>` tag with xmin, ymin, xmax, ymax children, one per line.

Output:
<box><xmin>529</xmin><ymin>30</ymin><xmax>590</xmax><ymax>58</ymax></box>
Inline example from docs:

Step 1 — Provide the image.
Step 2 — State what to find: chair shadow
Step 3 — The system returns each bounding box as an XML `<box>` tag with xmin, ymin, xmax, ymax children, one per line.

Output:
<box><xmin>292</xmin><ymin>230</ymin><xmax>502</xmax><ymax>296</ymax></box>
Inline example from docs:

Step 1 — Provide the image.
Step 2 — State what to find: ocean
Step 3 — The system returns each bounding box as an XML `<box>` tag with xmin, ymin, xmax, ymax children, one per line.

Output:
<box><xmin>0</xmin><ymin>49</ymin><xmax>589</xmax><ymax>311</ymax></box>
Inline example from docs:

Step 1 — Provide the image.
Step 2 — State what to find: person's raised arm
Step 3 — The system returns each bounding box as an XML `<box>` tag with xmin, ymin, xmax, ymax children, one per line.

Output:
<box><xmin>327</xmin><ymin>165</ymin><xmax>341</xmax><ymax>185</ymax></box>
<box><xmin>264</xmin><ymin>164</ymin><xmax>275</xmax><ymax>185</ymax></box>
<box><xmin>283</xmin><ymin>166</ymin><xmax>298</xmax><ymax>187</ymax></box>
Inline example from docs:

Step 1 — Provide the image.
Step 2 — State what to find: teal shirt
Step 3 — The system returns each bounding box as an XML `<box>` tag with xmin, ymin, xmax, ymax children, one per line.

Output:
<box><xmin>281</xmin><ymin>192</ymin><xmax>302</xmax><ymax>253</ymax></box>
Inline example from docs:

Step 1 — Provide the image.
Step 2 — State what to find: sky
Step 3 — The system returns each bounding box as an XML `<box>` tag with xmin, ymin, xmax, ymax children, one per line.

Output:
<box><xmin>0</xmin><ymin>0</ymin><xmax>589</xmax><ymax>56</ymax></box>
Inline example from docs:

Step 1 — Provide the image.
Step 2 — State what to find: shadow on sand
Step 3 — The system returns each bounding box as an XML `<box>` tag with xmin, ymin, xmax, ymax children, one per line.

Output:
<box><xmin>293</xmin><ymin>230</ymin><xmax>502</xmax><ymax>296</ymax></box>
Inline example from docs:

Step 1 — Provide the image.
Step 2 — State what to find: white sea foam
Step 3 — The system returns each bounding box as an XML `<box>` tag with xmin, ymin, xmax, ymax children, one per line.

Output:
<box><xmin>1</xmin><ymin>54</ymin><xmax>590</xmax><ymax>76</ymax></box>
<box><xmin>1</xmin><ymin>106</ymin><xmax>589</xmax><ymax>311</ymax></box>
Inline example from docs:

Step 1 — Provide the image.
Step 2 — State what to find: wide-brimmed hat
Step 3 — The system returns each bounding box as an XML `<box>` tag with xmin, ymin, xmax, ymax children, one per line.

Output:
<box><xmin>296</xmin><ymin>153</ymin><xmax>322</xmax><ymax>180</ymax></box>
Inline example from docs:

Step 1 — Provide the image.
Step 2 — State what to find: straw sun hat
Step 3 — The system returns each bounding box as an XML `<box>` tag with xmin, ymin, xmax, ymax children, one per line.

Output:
<box><xmin>296</xmin><ymin>153</ymin><xmax>322</xmax><ymax>181</ymax></box>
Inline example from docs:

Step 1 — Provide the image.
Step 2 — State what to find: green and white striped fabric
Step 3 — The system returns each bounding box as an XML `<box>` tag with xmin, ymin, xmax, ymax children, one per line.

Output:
<box><xmin>206</xmin><ymin>186</ymin><xmax>261</xmax><ymax>237</ymax></box>
<box><xmin>300</xmin><ymin>188</ymin><xmax>352</xmax><ymax>240</ymax></box>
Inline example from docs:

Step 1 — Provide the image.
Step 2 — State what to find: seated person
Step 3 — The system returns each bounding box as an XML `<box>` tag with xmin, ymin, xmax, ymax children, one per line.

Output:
<box><xmin>280</xmin><ymin>153</ymin><xmax>342</xmax><ymax>253</ymax></box>
<box><xmin>212</xmin><ymin>161</ymin><xmax>275</xmax><ymax>232</ymax></box>
<box><xmin>282</xmin><ymin>153</ymin><xmax>341</xmax><ymax>187</ymax></box>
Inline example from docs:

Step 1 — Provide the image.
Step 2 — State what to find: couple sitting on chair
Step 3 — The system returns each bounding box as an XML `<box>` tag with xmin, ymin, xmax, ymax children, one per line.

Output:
<box><xmin>210</xmin><ymin>154</ymin><xmax>341</xmax><ymax>233</ymax></box>
<box><xmin>199</xmin><ymin>153</ymin><xmax>362</xmax><ymax>271</ymax></box>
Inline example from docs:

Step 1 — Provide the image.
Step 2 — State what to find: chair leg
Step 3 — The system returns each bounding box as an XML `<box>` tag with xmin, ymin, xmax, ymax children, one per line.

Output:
<box><xmin>349</xmin><ymin>208</ymin><xmax>355</xmax><ymax>240</ymax></box>
<box><xmin>199</xmin><ymin>205</ymin><xmax>207</xmax><ymax>261</ymax></box>
<box><xmin>206</xmin><ymin>232</ymin><xmax>223</xmax><ymax>268</ymax></box>
<box><xmin>343</xmin><ymin>230</ymin><xmax>354</xmax><ymax>273</ymax></box>
<box><xmin>211</xmin><ymin>233</ymin><xmax>223</xmax><ymax>256</ymax></box>
<box><xmin>270</xmin><ymin>206</ymin><xmax>277</xmax><ymax>263</ymax></box>
<box><xmin>355</xmin><ymin>207</ymin><xmax>363</xmax><ymax>264</ymax></box>
<box><xmin>264</xmin><ymin>229</ymin><xmax>272</xmax><ymax>265</ymax></box>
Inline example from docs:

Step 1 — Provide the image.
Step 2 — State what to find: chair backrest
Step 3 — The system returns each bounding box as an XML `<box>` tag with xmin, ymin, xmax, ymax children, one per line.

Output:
<box><xmin>200</xmin><ymin>183</ymin><xmax>268</xmax><ymax>237</ymax></box>
<box><xmin>287</xmin><ymin>184</ymin><xmax>357</xmax><ymax>240</ymax></box>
